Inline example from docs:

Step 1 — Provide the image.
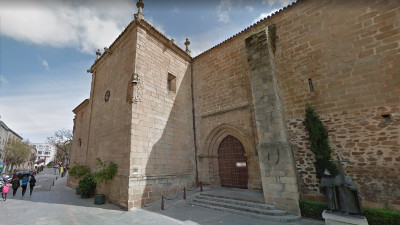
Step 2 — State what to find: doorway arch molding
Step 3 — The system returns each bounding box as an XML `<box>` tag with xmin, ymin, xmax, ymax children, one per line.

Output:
<box><xmin>204</xmin><ymin>123</ymin><xmax>255</xmax><ymax>157</ymax></box>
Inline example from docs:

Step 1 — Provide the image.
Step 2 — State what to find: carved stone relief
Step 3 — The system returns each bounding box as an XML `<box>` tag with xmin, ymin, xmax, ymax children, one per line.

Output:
<box><xmin>131</xmin><ymin>73</ymin><xmax>142</xmax><ymax>104</ymax></box>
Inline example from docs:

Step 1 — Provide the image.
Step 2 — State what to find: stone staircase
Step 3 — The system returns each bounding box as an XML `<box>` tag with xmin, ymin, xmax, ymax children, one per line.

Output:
<box><xmin>188</xmin><ymin>192</ymin><xmax>300</xmax><ymax>223</ymax></box>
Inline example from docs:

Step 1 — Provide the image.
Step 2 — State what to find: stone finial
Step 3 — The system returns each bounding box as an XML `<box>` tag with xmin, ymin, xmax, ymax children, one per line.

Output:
<box><xmin>184</xmin><ymin>38</ymin><xmax>191</xmax><ymax>54</ymax></box>
<box><xmin>96</xmin><ymin>49</ymin><xmax>101</xmax><ymax>60</ymax></box>
<box><xmin>134</xmin><ymin>0</ymin><xmax>144</xmax><ymax>21</ymax></box>
<box><xmin>104</xmin><ymin>47</ymin><xmax>111</xmax><ymax>54</ymax></box>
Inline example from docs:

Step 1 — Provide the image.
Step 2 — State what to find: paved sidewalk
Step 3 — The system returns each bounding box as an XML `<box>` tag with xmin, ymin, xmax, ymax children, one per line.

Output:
<box><xmin>0</xmin><ymin>168</ymin><xmax>324</xmax><ymax>225</ymax></box>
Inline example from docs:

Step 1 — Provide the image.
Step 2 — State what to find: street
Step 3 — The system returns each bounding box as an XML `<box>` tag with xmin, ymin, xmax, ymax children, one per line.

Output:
<box><xmin>0</xmin><ymin>168</ymin><xmax>323</xmax><ymax>225</ymax></box>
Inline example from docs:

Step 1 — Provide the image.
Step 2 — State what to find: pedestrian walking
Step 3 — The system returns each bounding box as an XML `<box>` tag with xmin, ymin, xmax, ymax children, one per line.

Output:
<box><xmin>29</xmin><ymin>175</ymin><xmax>36</xmax><ymax>195</ymax></box>
<box><xmin>11</xmin><ymin>174</ymin><xmax>20</xmax><ymax>196</ymax></box>
<box><xmin>21</xmin><ymin>174</ymin><xmax>29</xmax><ymax>196</ymax></box>
<box><xmin>59</xmin><ymin>165</ymin><xmax>64</xmax><ymax>176</ymax></box>
<box><xmin>2</xmin><ymin>181</ymin><xmax>9</xmax><ymax>201</ymax></box>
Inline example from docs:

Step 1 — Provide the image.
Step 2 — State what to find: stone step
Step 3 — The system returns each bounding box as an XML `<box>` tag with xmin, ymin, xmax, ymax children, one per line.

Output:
<box><xmin>191</xmin><ymin>198</ymin><xmax>287</xmax><ymax>216</ymax></box>
<box><xmin>189</xmin><ymin>201</ymin><xmax>300</xmax><ymax>223</ymax></box>
<box><xmin>196</xmin><ymin>194</ymin><xmax>276</xmax><ymax>210</ymax></box>
<box><xmin>199</xmin><ymin>192</ymin><xmax>264</xmax><ymax>204</ymax></box>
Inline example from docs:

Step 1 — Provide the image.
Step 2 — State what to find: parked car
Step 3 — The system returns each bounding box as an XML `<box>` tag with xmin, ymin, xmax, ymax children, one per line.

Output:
<box><xmin>2</xmin><ymin>174</ymin><xmax>12</xmax><ymax>182</ymax></box>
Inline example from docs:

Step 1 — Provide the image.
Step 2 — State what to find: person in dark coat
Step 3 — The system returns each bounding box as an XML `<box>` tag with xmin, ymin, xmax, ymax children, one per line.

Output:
<box><xmin>29</xmin><ymin>175</ymin><xmax>36</xmax><ymax>195</ymax></box>
<box><xmin>21</xmin><ymin>174</ymin><xmax>29</xmax><ymax>196</ymax></box>
<box><xmin>11</xmin><ymin>174</ymin><xmax>20</xmax><ymax>197</ymax></box>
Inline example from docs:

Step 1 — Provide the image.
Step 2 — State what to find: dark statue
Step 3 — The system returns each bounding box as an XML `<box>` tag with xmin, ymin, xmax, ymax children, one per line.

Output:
<box><xmin>320</xmin><ymin>156</ymin><xmax>363</xmax><ymax>214</ymax></box>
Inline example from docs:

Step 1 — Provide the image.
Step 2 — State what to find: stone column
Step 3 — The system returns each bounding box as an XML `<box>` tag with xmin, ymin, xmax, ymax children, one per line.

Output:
<box><xmin>245</xmin><ymin>27</ymin><xmax>300</xmax><ymax>216</ymax></box>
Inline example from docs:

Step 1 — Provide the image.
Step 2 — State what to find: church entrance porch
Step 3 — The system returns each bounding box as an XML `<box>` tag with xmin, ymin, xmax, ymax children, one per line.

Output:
<box><xmin>218</xmin><ymin>135</ymin><xmax>248</xmax><ymax>189</ymax></box>
<box><xmin>188</xmin><ymin>187</ymin><xmax>302</xmax><ymax>222</ymax></box>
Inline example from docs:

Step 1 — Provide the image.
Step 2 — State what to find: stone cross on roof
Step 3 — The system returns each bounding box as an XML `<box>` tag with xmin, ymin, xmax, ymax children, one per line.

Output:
<box><xmin>96</xmin><ymin>49</ymin><xmax>101</xmax><ymax>60</ymax></box>
<box><xmin>184</xmin><ymin>38</ymin><xmax>191</xmax><ymax>54</ymax></box>
<box><xmin>134</xmin><ymin>0</ymin><xmax>144</xmax><ymax>21</ymax></box>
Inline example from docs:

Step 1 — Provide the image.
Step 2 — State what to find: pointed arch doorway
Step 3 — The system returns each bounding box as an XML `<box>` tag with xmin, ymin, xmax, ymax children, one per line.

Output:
<box><xmin>218</xmin><ymin>135</ymin><xmax>249</xmax><ymax>189</ymax></box>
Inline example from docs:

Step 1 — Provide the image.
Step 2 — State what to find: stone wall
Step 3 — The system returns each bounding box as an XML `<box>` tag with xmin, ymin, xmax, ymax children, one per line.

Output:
<box><xmin>273</xmin><ymin>0</ymin><xmax>400</xmax><ymax>117</ymax></box>
<box><xmin>193</xmin><ymin>0</ymin><xmax>400</xmax><ymax>211</ymax></box>
<box><xmin>245</xmin><ymin>28</ymin><xmax>300</xmax><ymax>215</ymax></box>
<box><xmin>68</xmin><ymin>99</ymin><xmax>90</xmax><ymax>188</ymax></box>
<box><xmin>70</xmin><ymin>23</ymin><xmax>140</xmax><ymax>209</ymax></box>
<box><xmin>272</xmin><ymin>0</ymin><xmax>400</xmax><ymax>210</ymax></box>
<box><xmin>70</xmin><ymin>0</ymin><xmax>400</xmax><ymax>212</ymax></box>
<box><xmin>288</xmin><ymin>106</ymin><xmax>400</xmax><ymax>210</ymax></box>
<box><xmin>192</xmin><ymin>23</ymin><xmax>262</xmax><ymax>191</ymax></box>
<box><xmin>127</xmin><ymin>22</ymin><xmax>195</xmax><ymax>208</ymax></box>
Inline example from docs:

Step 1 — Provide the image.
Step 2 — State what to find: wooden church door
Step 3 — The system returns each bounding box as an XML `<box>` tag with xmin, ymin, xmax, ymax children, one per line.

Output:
<box><xmin>218</xmin><ymin>135</ymin><xmax>248</xmax><ymax>189</ymax></box>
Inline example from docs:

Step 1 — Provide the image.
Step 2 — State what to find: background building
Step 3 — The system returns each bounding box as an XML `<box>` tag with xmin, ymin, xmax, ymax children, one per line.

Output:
<box><xmin>0</xmin><ymin>120</ymin><xmax>23</xmax><ymax>161</ymax></box>
<box><xmin>31</xmin><ymin>143</ymin><xmax>57</xmax><ymax>167</ymax></box>
<box><xmin>0</xmin><ymin>120</ymin><xmax>25</xmax><ymax>173</ymax></box>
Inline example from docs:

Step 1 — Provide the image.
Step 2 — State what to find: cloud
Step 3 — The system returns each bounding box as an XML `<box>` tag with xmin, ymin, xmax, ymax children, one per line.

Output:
<box><xmin>171</xmin><ymin>7</ymin><xmax>180</xmax><ymax>14</ymax></box>
<box><xmin>42</xmin><ymin>60</ymin><xmax>49</xmax><ymax>71</ymax></box>
<box><xmin>262</xmin><ymin>0</ymin><xmax>295</xmax><ymax>7</ymax></box>
<box><xmin>0</xmin><ymin>0</ymin><xmax>134</xmax><ymax>54</ymax></box>
<box><xmin>146</xmin><ymin>17</ymin><xmax>166</xmax><ymax>35</ymax></box>
<box><xmin>0</xmin><ymin>75</ymin><xmax>7</xmax><ymax>85</ymax></box>
<box><xmin>0</xmin><ymin>76</ymin><xmax>90</xmax><ymax>142</ymax></box>
<box><xmin>178</xmin><ymin>23</ymin><xmax>244</xmax><ymax>57</ymax></box>
<box><xmin>0</xmin><ymin>94</ymin><xmax>75</xmax><ymax>142</ymax></box>
<box><xmin>246</xmin><ymin>6</ymin><xmax>254</xmax><ymax>12</ymax></box>
<box><xmin>217</xmin><ymin>0</ymin><xmax>232</xmax><ymax>24</ymax></box>
<box><xmin>252</xmin><ymin>8</ymin><xmax>279</xmax><ymax>24</ymax></box>
<box><xmin>37</xmin><ymin>55</ymin><xmax>50</xmax><ymax>71</ymax></box>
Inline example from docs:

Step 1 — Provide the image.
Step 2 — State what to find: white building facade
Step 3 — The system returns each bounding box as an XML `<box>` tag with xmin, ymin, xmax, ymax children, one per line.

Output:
<box><xmin>31</xmin><ymin>143</ymin><xmax>57</xmax><ymax>167</ymax></box>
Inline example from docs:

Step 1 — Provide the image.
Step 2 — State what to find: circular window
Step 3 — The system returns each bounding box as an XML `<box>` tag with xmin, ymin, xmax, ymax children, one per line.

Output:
<box><xmin>104</xmin><ymin>90</ymin><xmax>110</xmax><ymax>102</ymax></box>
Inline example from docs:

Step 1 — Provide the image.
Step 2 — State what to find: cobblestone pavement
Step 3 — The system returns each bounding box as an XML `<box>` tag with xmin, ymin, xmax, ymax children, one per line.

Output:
<box><xmin>0</xmin><ymin>168</ymin><xmax>323</xmax><ymax>225</ymax></box>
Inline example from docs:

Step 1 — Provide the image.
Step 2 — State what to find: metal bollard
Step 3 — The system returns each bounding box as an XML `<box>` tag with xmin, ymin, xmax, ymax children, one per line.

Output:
<box><xmin>200</xmin><ymin>181</ymin><xmax>203</xmax><ymax>192</ymax></box>
<box><xmin>161</xmin><ymin>195</ymin><xmax>165</xmax><ymax>210</ymax></box>
<box><xmin>53</xmin><ymin>180</ymin><xmax>55</xmax><ymax>186</ymax></box>
<box><xmin>183</xmin><ymin>187</ymin><xmax>186</xmax><ymax>200</ymax></box>
<box><xmin>56</xmin><ymin>177</ymin><xmax>58</xmax><ymax>180</ymax></box>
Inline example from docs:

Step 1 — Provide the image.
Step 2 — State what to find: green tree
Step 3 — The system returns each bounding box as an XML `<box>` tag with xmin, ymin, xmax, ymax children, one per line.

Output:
<box><xmin>303</xmin><ymin>105</ymin><xmax>338</xmax><ymax>180</ymax></box>
<box><xmin>47</xmin><ymin>129</ymin><xmax>72</xmax><ymax>162</ymax></box>
<box><xmin>3</xmin><ymin>139</ymin><xmax>32</xmax><ymax>170</ymax></box>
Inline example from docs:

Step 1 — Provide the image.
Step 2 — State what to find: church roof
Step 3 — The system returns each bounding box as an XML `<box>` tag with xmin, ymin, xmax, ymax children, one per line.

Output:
<box><xmin>0</xmin><ymin>120</ymin><xmax>23</xmax><ymax>140</ymax></box>
<box><xmin>72</xmin><ymin>99</ymin><xmax>89</xmax><ymax>114</ymax></box>
<box><xmin>91</xmin><ymin>17</ymin><xmax>191</xmax><ymax>70</ymax></box>
<box><xmin>91</xmin><ymin>0</ymin><xmax>301</xmax><ymax>67</ymax></box>
<box><xmin>194</xmin><ymin>0</ymin><xmax>301</xmax><ymax>59</ymax></box>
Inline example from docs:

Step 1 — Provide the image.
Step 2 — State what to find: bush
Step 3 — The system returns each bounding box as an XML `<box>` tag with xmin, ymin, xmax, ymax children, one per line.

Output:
<box><xmin>364</xmin><ymin>208</ymin><xmax>400</xmax><ymax>225</ymax></box>
<box><xmin>299</xmin><ymin>199</ymin><xmax>328</xmax><ymax>220</ymax></box>
<box><xmin>78</xmin><ymin>173</ymin><xmax>96</xmax><ymax>196</ymax></box>
<box><xmin>93</xmin><ymin>158</ymin><xmax>118</xmax><ymax>185</ymax></box>
<box><xmin>47</xmin><ymin>161</ymin><xmax>54</xmax><ymax>167</ymax></box>
<box><xmin>303</xmin><ymin>105</ymin><xmax>337</xmax><ymax>180</ymax></box>
<box><xmin>69</xmin><ymin>163</ymin><xmax>91</xmax><ymax>179</ymax></box>
<box><xmin>299</xmin><ymin>199</ymin><xmax>400</xmax><ymax>225</ymax></box>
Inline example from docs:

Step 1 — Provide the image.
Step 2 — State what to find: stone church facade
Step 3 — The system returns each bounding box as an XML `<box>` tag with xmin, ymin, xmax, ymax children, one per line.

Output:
<box><xmin>69</xmin><ymin>0</ymin><xmax>400</xmax><ymax>215</ymax></box>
